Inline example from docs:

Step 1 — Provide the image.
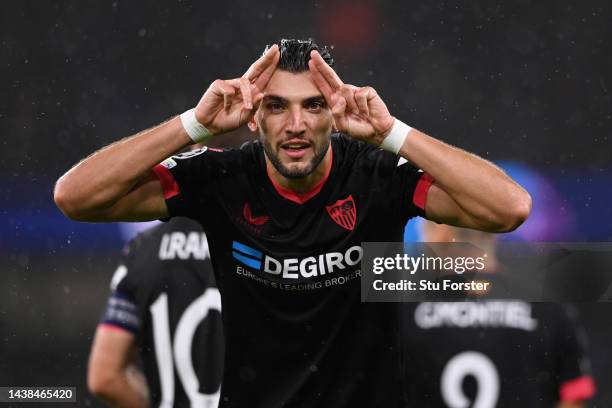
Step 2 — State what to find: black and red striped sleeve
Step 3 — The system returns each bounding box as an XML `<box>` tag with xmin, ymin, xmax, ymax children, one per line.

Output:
<box><xmin>412</xmin><ymin>171</ymin><xmax>434</xmax><ymax>213</ymax></box>
<box><xmin>556</xmin><ymin>305</ymin><xmax>596</xmax><ymax>403</ymax></box>
<box><xmin>150</xmin><ymin>147</ymin><xmax>218</xmax><ymax>219</ymax></box>
<box><xmin>389</xmin><ymin>155</ymin><xmax>434</xmax><ymax>222</ymax></box>
<box><xmin>98</xmin><ymin>237</ymin><xmax>143</xmax><ymax>336</ymax></box>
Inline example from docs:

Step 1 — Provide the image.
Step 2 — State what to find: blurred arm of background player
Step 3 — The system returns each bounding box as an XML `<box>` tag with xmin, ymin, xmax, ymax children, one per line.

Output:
<box><xmin>88</xmin><ymin>327</ymin><xmax>149</xmax><ymax>408</ymax></box>
<box><xmin>558</xmin><ymin>402</ymin><xmax>584</xmax><ymax>408</ymax></box>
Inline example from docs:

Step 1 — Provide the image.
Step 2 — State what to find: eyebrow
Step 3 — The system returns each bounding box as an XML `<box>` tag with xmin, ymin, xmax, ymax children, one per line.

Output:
<box><xmin>303</xmin><ymin>96</ymin><xmax>326</xmax><ymax>105</ymax></box>
<box><xmin>263</xmin><ymin>94</ymin><xmax>325</xmax><ymax>104</ymax></box>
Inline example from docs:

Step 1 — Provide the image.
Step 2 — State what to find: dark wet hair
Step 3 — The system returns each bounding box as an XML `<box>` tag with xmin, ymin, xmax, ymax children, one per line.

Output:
<box><xmin>264</xmin><ymin>38</ymin><xmax>334</xmax><ymax>72</ymax></box>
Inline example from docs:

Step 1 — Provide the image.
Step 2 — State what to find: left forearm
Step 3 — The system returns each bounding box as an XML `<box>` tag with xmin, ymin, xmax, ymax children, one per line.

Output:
<box><xmin>306</xmin><ymin>53</ymin><xmax>531</xmax><ymax>232</ymax></box>
<box><xmin>400</xmin><ymin>128</ymin><xmax>531</xmax><ymax>231</ymax></box>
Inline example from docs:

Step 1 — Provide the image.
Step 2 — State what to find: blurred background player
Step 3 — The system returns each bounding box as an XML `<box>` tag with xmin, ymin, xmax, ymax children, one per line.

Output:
<box><xmin>87</xmin><ymin>215</ymin><xmax>223</xmax><ymax>408</ymax></box>
<box><xmin>401</xmin><ymin>220</ymin><xmax>595</xmax><ymax>407</ymax></box>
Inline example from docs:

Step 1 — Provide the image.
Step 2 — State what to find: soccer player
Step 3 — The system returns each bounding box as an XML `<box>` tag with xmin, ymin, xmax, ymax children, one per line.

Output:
<box><xmin>401</xmin><ymin>220</ymin><xmax>595</xmax><ymax>407</ymax></box>
<box><xmin>87</xmin><ymin>217</ymin><xmax>223</xmax><ymax>407</ymax></box>
<box><xmin>55</xmin><ymin>39</ymin><xmax>531</xmax><ymax>407</ymax></box>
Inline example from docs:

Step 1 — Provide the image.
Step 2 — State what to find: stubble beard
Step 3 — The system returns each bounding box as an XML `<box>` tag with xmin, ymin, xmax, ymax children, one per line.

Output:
<box><xmin>262</xmin><ymin>136</ymin><xmax>330</xmax><ymax>179</ymax></box>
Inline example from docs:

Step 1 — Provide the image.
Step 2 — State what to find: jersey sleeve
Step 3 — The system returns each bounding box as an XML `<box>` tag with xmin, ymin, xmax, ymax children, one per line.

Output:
<box><xmin>99</xmin><ymin>239</ymin><xmax>144</xmax><ymax>336</ymax></box>
<box><xmin>151</xmin><ymin>147</ymin><xmax>223</xmax><ymax>220</ymax></box>
<box><xmin>378</xmin><ymin>151</ymin><xmax>433</xmax><ymax>222</ymax></box>
<box><xmin>555</xmin><ymin>305</ymin><xmax>596</xmax><ymax>403</ymax></box>
<box><xmin>395</xmin><ymin>157</ymin><xmax>433</xmax><ymax>219</ymax></box>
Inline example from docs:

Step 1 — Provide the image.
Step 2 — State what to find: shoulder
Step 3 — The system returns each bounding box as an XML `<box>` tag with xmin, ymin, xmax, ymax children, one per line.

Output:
<box><xmin>131</xmin><ymin>218</ymin><xmax>205</xmax><ymax>253</ymax></box>
<box><xmin>332</xmin><ymin>133</ymin><xmax>402</xmax><ymax>172</ymax></box>
<box><xmin>157</xmin><ymin>143</ymin><xmax>262</xmax><ymax>192</ymax></box>
<box><xmin>141</xmin><ymin>217</ymin><xmax>203</xmax><ymax>238</ymax></box>
<box><xmin>121</xmin><ymin>217</ymin><xmax>204</xmax><ymax>271</ymax></box>
<box><xmin>169</xmin><ymin>142</ymin><xmax>260</xmax><ymax>172</ymax></box>
<box><xmin>331</xmin><ymin>133</ymin><xmax>375</xmax><ymax>156</ymax></box>
<box><xmin>530</xmin><ymin>303</ymin><xmax>577</xmax><ymax>329</ymax></box>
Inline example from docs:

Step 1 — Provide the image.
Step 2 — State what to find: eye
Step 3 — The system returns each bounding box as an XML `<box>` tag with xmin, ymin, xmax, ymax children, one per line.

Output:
<box><xmin>306</xmin><ymin>100</ymin><xmax>325</xmax><ymax>112</ymax></box>
<box><xmin>267</xmin><ymin>102</ymin><xmax>285</xmax><ymax>113</ymax></box>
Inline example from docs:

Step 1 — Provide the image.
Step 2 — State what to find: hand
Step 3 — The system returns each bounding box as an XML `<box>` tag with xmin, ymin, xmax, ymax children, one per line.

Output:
<box><xmin>308</xmin><ymin>50</ymin><xmax>394</xmax><ymax>145</ymax></box>
<box><xmin>194</xmin><ymin>44</ymin><xmax>280</xmax><ymax>135</ymax></box>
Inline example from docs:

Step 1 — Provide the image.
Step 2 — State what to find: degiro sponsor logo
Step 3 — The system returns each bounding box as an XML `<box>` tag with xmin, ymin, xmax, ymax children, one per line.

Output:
<box><xmin>231</xmin><ymin>241</ymin><xmax>363</xmax><ymax>279</ymax></box>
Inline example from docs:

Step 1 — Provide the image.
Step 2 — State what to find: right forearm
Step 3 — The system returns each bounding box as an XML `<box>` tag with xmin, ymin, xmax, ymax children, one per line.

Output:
<box><xmin>94</xmin><ymin>375</ymin><xmax>148</xmax><ymax>408</ymax></box>
<box><xmin>55</xmin><ymin>116</ymin><xmax>190</xmax><ymax>218</ymax></box>
<box><xmin>55</xmin><ymin>46</ymin><xmax>279</xmax><ymax>221</ymax></box>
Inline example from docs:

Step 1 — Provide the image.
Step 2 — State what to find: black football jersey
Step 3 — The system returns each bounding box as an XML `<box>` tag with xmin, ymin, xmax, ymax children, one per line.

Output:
<box><xmin>101</xmin><ymin>217</ymin><xmax>224</xmax><ymax>408</ymax></box>
<box><xmin>400</xmin><ymin>301</ymin><xmax>595</xmax><ymax>407</ymax></box>
<box><xmin>152</xmin><ymin>134</ymin><xmax>432</xmax><ymax>407</ymax></box>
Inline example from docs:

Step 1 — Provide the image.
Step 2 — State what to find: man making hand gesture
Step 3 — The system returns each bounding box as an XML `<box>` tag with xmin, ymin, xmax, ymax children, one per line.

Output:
<box><xmin>56</xmin><ymin>39</ymin><xmax>531</xmax><ymax>407</ymax></box>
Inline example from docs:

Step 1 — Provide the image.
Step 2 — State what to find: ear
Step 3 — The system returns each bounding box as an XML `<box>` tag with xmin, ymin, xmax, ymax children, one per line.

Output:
<box><xmin>248</xmin><ymin>114</ymin><xmax>258</xmax><ymax>132</ymax></box>
<box><xmin>331</xmin><ymin>118</ymin><xmax>338</xmax><ymax>133</ymax></box>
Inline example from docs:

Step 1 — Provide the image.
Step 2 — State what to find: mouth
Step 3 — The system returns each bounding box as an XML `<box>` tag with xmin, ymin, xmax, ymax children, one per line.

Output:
<box><xmin>280</xmin><ymin>139</ymin><xmax>311</xmax><ymax>160</ymax></box>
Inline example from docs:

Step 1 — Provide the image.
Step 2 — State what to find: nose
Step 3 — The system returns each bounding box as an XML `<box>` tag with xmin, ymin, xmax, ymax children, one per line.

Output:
<box><xmin>286</xmin><ymin>105</ymin><xmax>306</xmax><ymax>135</ymax></box>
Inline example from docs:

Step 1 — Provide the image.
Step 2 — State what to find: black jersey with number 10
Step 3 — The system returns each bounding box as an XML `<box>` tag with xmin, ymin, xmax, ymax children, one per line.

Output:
<box><xmin>101</xmin><ymin>217</ymin><xmax>224</xmax><ymax>407</ymax></box>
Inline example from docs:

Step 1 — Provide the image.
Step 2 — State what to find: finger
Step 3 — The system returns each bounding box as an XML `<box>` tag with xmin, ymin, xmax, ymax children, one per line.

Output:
<box><xmin>253</xmin><ymin>90</ymin><xmax>265</xmax><ymax>109</ymax></box>
<box><xmin>340</xmin><ymin>85</ymin><xmax>359</xmax><ymax>115</ymax></box>
<box><xmin>355</xmin><ymin>87</ymin><xmax>371</xmax><ymax>117</ymax></box>
<box><xmin>244</xmin><ymin>44</ymin><xmax>279</xmax><ymax>82</ymax></box>
<box><xmin>310</xmin><ymin>50</ymin><xmax>343</xmax><ymax>90</ymax></box>
<box><xmin>308</xmin><ymin>59</ymin><xmax>335</xmax><ymax>106</ymax></box>
<box><xmin>211</xmin><ymin>80</ymin><xmax>236</xmax><ymax>110</ymax></box>
<box><xmin>223</xmin><ymin>90</ymin><xmax>238</xmax><ymax>111</ymax></box>
<box><xmin>210</xmin><ymin>79</ymin><xmax>234</xmax><ymax>97</ymax></box>
<box><xmin>253</xmin><ymin>49</ymin><xmax>280</xmax><ymax>91</ymax></box>
<box><xmin>239</xmin><ymin>77</ymin><xmax>253</xmax><ymax>110</ymax></box>
<box><xmin>222</xmin><ymin>79</ymin><xmax>241</xmax><ymax>110</ymax></box>
<box><xmin>331</xmin><ymin>95</ymin><xmax>348</xmax><ymax>132</ymax></box>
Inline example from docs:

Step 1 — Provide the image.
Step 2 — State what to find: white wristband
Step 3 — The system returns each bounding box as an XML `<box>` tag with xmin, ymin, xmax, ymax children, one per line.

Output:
<box><xmin>180</xmin><ymin>108</ymin><xmax>213</xmax><ymax>143</ymax></box>
<box><xmin>380</xmin><ymin>118</ymin><xmax>412</xmax><ymax>154</ymax></box>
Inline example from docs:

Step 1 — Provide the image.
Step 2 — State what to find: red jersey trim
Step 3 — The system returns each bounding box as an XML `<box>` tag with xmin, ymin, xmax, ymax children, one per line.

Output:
<box><xmin>98</xmin><ymin>323</ymin><xmax>133</xmax><ymax>334</ymax></box>
<box><xmin>267</xmin><ymin>148</ymin><xmax>333</xmax><ymax>205</ymax></box>
<box><xmin>413</xmin><ymin>172</ymin><xmax>434</xmax><ymax>211</ymax></box>
<box><xmin>152</xmin><ymin>164</ymin><xmax>180</xmax><ymax>200</ymax></box>
<box><xmin>560</xmin><ymin>375</ymin><xmax>596</xmax><ymax>402</ymax></box>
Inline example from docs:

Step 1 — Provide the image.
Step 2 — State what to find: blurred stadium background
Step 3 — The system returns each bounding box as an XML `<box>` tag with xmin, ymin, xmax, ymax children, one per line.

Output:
<box><xmin>1</xmin><ymin>0</ymin><xmax>611</xmax><ymax>406</ymax></box>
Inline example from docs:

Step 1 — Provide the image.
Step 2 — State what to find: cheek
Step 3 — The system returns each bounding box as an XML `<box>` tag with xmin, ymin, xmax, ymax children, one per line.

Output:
<box><xmin>309</xmin><ymin>112</ymin><xmax>333</xmax><ymax>134</ymax></box>
<box><xmin>259</xmin><ymin>113</ymin><xmax>285</xmax><ymax>136</ymax></box>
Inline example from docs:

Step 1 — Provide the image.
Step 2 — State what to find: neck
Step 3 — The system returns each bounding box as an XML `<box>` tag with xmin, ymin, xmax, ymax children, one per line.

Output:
<box><xmin>265</xmin><ymin>146</ymin><xmax>332</xmax><ymax>193</ymax></box>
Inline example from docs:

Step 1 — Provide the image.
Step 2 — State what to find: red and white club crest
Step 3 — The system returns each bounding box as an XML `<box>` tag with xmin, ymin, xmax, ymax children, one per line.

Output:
<box><xmin>326</xmin><ymin>195</ymin><xmax>356</xmax><ymax>231</ymax></box>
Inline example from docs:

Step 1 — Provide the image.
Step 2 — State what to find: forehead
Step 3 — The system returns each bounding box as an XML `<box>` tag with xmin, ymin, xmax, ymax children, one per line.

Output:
<box><xmin>264</xmin><ymin>70</ymin><xmax>322</xmax><ymax>100</ymax></box>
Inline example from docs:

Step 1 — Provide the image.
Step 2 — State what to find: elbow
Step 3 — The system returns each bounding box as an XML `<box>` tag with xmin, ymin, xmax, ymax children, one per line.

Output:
<box><xmin>53</xmin><ymin>182</ymin><xmax>77</xmax><ymax>219</ymax></box>
<box><xmin>474</xmin><ymin>189</ymin><xmax>532</xmax><ymax>233</ymax></box>
<box><xmin>87</xmin><ymin>370</ymin><xmax>116</xmax><ymax>399</ymax></box>
<box><xmin>53</xmin><ymin>179</ymin><xmax>92</xmax><ymax>221</ymax></box>
<box><xmin>497</xmin><ymin>190</ymin><xmax>532</xmax><ymax>233</ymax></box>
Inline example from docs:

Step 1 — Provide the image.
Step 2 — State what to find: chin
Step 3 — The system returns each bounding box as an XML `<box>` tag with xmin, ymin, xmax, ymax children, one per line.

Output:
<box><xmin>274</xmin><ymin>161</ymin><xmax>312</xmax><ymax>179</ymax></box>
<box><xmin>284</xmin><ymin>163</ymin><xmax>311</xmax><ymax>177</ymax></box>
